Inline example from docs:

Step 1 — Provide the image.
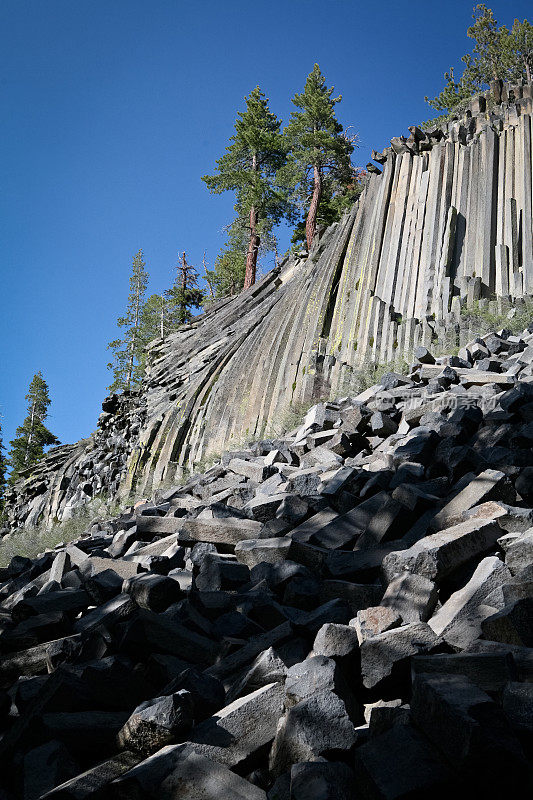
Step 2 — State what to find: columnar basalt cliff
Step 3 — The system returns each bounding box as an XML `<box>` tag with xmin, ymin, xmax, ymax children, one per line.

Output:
<box><xmin>2</xmin><ymin>327</ymin><xmax>533</xmax><ymax>798</ymax></box>
<box><xmin>4</xmin><ymin>79</ymin><xmax>533</xmax><ymax>529</ymax></box>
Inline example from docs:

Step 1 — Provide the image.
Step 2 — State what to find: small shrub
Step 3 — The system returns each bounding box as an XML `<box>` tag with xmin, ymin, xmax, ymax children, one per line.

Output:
<box><xmin>192</xmin><ymin>450</ymin><xmax>223</xmax><ymax>476</ymax></box>
<box><xmin>342</xmin><ymin>357</ymin><xmax>410</xmax><ymax>397</ymax></box>
<box><xmin>265</xmin><ymin>399</ymin><xmax>319</xmax><ymax>438</ymax></box>
<box><xmin>460</xmin><ymin>298</ymin><xmax>533</xmax><ymax>337</ymax></box>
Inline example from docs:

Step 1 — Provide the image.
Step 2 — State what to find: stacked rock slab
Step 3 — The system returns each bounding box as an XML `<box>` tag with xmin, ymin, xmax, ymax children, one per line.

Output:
<box><xmin>4</xmin><ymin>79</ymin><xmax>533</xmax><ymax>526</ymax></box>
<box><xmin>2</xmin><ymin>391</ymin><xmax>145</xmax><ymax>531</ymax></box>
<box><xmin>126</xmin><ymin>80</ymin><xmax>533</xmax><ymax>493</ymax></box>
<box><xmin>116</xmin><ymin>78</ymin><xmax>533</xmax><ymax>493</ymax></box>
<box><xmin>2</xmin><ymin>325</ymin><xmax>533</xmax><ymax>797</ymax></box>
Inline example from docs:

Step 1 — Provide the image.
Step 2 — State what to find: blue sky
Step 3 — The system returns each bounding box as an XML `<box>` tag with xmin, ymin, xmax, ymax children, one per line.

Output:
<box><xmin>2</xmin><ymin>0</ymin><xmax>530</xmax><ymax>451</ymax></box>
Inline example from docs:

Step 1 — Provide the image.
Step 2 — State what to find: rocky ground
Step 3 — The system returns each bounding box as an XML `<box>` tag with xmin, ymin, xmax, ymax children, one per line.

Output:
<box><xmin>1</xmin><ymin>327</ymin><xmax>533</xmax><ymax>798</ymax></box>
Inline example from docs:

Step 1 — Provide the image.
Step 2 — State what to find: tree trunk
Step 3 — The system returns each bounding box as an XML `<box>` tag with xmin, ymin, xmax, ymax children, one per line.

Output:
<box><xmin>179</xmin><ymin>252</ymin><xmax>188</xmax><ymax>322</ymax></box>
<box><xmin>126</xmin><ymin>339</ymin><xmax>135</xmax><ymax>391</ymax></box>
<box><xmin>525</xmin><ymin>58</ymin><xmax>532</xmax><ymax>84</ymax></box>
<box><xmin>24</xmin><ymin>403</ymin><xmax>36</xmax><ymax>465</ymax></box>
<box><xmin>126</xmin><ymin>290</ymin><xmax>142</xmax><ymax>391</ymax></box>
<box><xmin>244</xmin><ymin>152</ymin><xmax>260</xmax><ymax>291</ymax></box>
<box><xmin>244</xmin><ymin>206</ymin><xmax>260</xmax><ymax>290</ymax></box>
<box><xmin>306</xmin><ymin>165</ymin><xmax>322</xmax><ymax>251</ymax></box>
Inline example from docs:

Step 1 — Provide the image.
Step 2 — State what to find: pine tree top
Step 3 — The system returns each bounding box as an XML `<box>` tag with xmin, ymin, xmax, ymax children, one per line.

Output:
<box><xmin>25</xmin><ymin>371</ymin><xmax>52</xmax><ymax>415</ymax></box>
<box><xmin>8</xmin><ymin>371</ymin><xmax>59</xmax><ymax>482</ymax></box>
<box><xmin>202</xmin><ymin>86</ymin><xmax>287</xmax><ymax>199</ymax></box>
<box><xmin>424</xmin><ymin>6</ymin><xmax>533</xmax><ymax>123</ymax></box>
<box><xmin>282</xmin><ymin>64</ymin><xmax>354</xmax><ymax>177</ymax></box>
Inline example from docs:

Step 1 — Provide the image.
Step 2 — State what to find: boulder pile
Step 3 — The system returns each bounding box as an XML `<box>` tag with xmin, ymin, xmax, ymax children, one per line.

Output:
<box><xmin>2</xmin><ymin>326</ymin><xmax>533</xmax><ymax>798</ymax></box>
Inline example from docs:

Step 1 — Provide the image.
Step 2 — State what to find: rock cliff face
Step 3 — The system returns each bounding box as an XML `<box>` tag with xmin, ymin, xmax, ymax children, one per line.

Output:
<box><xmin>4</xmin><ymin>79</ymin><xmax>533</xmax><ymax>529</ymax></box>
<box><xmin>2</xmin><ymin>327</ymin><xmax>533</xmax><ymax>798</ymax></box>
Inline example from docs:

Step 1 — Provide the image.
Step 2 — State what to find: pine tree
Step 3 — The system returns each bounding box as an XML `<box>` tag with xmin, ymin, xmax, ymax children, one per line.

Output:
<box><xmin>465</xmin><ymin>5</ymin><xmax>512</xmax><ymax>83</ymax></box>
<box><xmin>424</xmin><ymin>64</ymin><xmax>479</xmax><ymax>118</ymax></box>
<box><xmin>135</xmin><ymin>293</ymin><xmax>175</xmax><ymax>372</ymax></box>
<box><xmin>141</xmin><ymin>294</ymin><xmax>171</xmax><ymax>342</ymax></box>
<box><xmin>0</xmin><ymin>421</ymin><xmax>7</xmax><ymax>512</ymax></box>
<box><xmin>165</xmin><ymin>252</ymin><xmax>204</xmax><ymax>324</ymax></box>
<box><xmin>278</xmin><ymin>64</ymin><xmax>356</xmax><ymax>251</ymax></box>
<box><xmin>8</xmin><ymin>372</ymin><xmax>60</xmax><ymax>483</ymax></box>
<box><xmin>510</xmin><ymin>18</ymin><xmax>533</xmax><ymax>83</ymax></box>
<box><xmin>107</xmin><ymin>249</ymin><xmax>149</xmax><ymax>392</ymax></box>
<box><xmin>202</xmin><ymin>87</ymin><xmax>289</xmax><ymax>290</ymax></box>
<box><xmin>202</xmin><ymin>252</ymin><xmax>217</xmax><ymax>303</ymax></box>
<box><xmin>204</xmin><ymin>221</ymin><xmax>249</xmax><ymax>298</ymax></box>
<box><xmin>425</xmin><ymin>7</ymin><xmax>532</xmax><ymax>123</ymax></box>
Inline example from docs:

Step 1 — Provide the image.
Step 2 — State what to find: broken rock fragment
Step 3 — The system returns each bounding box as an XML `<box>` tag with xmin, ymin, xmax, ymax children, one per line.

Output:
<box><xmin>360</xmin><ymin>622</ymin><xmax>442</xmax><ymax>688</ymax></box>
<box><xmin>117</xmin><ymin>690</ymin><xmax>194</xmax><ymax>754</ymax></box>
<box><xmin>382</xmin><ymin>517</ymin><xmax>502</xmax><ymax>582</ymax></box>
<box><xmin>269</xmin><ymin>690</ymin><xmax>356</xmax><ymax>776</ymax></box>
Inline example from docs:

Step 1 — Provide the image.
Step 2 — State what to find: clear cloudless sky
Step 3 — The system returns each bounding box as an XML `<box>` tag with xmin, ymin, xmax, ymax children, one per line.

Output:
<box><xmin>1</xmin><ymin>0</ymin><xmax>531</xmax><ymax>450</ymax></box>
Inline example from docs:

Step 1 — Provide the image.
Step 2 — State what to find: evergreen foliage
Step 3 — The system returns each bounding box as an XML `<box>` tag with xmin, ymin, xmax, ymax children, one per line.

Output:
<box><xmin>0</xmin><ymin>422</ymin><xmax>7</xmax><ymax>512</ymax></box>
<box><xmin>107</xmin><ymin>249</ymin><xmax>149</xmax><ymax>392</ymax></box>
<box><xmin>8</xmin><ymin>372</ymin><xmax>59</xmax><ymax>484</ymax></box>
<box><xmin>136</xmin><ymin>293</ymin><xmax>179</xmax><ymax>372</ymax></box>
<box><xmin>202</xmin><ymin>86</ymin><xmax>290</xmax><ymax>291</ymax></box>
<box><xmin>510</xmin><ymin>18</ymin><xmax>533</xmax><ymax>83</ymax></box>
<box><xmin>204</xmin><ymin>222</ymin><xmax>249</xmax><ymax>298</ymax></box>
<box><xmin>165</xmin><ymin>252</ymin><xmax>204</xmax><ymax>323</ymax></box>
<box><xmin>425</xmin><ymin>6</ymin><xmax>533</xmax><ymax>126</ymax></box>
<box><xmin>140</xmin><ymin>294</ymin><xmax>172</xmax><ymax>344</ymax></box>
<box><xmin>278</xmin><ymin>64</ymin><xmax>357</xmax><ymax>250</ymax></box>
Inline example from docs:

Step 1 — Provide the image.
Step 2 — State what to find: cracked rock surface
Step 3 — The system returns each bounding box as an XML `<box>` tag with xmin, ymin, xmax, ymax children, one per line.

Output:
<box><xmin>1</xmin><ymin>325</ymin><xmax>533</xmax><ymax>797</ymax></box>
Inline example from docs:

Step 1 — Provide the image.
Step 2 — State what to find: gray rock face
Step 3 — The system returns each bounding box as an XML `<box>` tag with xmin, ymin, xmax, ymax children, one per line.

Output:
<box><xmin>4</xmin><ymin>82</ymin><xmax>533</xmax><ymax>797</ymax></box>
<box><xmin>353</xmin><ymin>605</ymin><xmax>402</xmax><ymax>643</ymax></box>
<box><xmin>23</xmin><ymin>740</ymin><xmax>80</xmax><ymax>800</ymax></box>
<box><xmin>234</xmin><ymin>537</ymin><xmax>292</xmax><ymax>568</ymax></box>
<box><xmin>186</xmin><ymin>683</ymin><xmax>285</xmax><ymax>767</ymax></box>
<box><xmin>499</xmin><ymin>528</ymin><xmax>533</xmax><ymax>573</ymax></box>
<box><xmin>381</xmin><ymin>572</ymin><xmax>438</xmax><ymax>623</ymax></box>
<box><xmin>269</xmin><ymin>691</ymin><xmax>356</xmax><ymax>776</ymax></box>
<box><xmin>481</xmin><ymin>597</ymin><xmax>533</xmax><ymax>646</ymax></box>
<box><xmin>431</xmin><ymin>469</ymin><xmax>510</xmax><ymax>530</ymax></box>
<box><xmin>382</xmin><ymin>517</ymin><xmax>503</xmax><ymax>582</ymax></box>
<box><xmin>289</xmin><ymin>761</ymin><xmax>355</xmax><ymax>800</ymax></box>
<box><xmin>428</xmin><ymin>556</ymin><xmax>510</xmax><ymax>649</ymax></box>
<box><xmin>411</xmin><ymin>673</ymin><xmax>529</xmax><ymax>792</ymax></box>
<box><xmin>5</xmin><ymin>82</ymin><xmax>533</xmax><ymax>530</ymax></box>
<box><xmin>122</xmin><ymin>572</ymin><xmax>183</xmax><ymax>612</ymax></box>
<box><xmin>312</xmin><ymin>623</ymin><xmax>359</xmax><ymax>659</ymax></box>
<box><xmin>352</xmin><ymin>722</ymin><xmax>455</xmax><ymax>798</ymax></box>
<box><xmin>115</xmin><ymin>747</ymin><xmax>268</xmax><ymax>800</ymax></box>
<box><xmin>360</xmin><ymin>622</ymin><xmax>442</xmax><ymax>688</ymax></box>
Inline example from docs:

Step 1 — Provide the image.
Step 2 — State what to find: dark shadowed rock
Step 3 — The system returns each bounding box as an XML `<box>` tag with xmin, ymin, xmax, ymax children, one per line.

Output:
<box><xmin>269</xmin><ymin>690</ymin><xmax>356</xmax><ymax>776</ymax></box>
<box><xmin>117</xmin><ymin>690</ymin><xmax>194</xmax><ymax>754</ymax></box>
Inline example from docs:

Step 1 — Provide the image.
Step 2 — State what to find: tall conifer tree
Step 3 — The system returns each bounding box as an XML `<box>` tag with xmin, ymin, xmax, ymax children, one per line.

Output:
<box><xmin>107</xmin><ymin>249</ymin><xmax>149</xmax><ymax>392</ymax></box>
<box><xmin>204</xmin><ymin>222</ymin><xmax>249</xmax><ymax>298</ymax></box>
<box><xmin>0</xmin><ymin>422</ymin><xmax>7</xmax><ymax>512</ymax></box>
<box><xmin>425</xmin><ymin>7</ymin><xmax>533</xmax><ymax>122</ymax></box>
<box><xmin>466</xmin><ymin>4</ymin><xmax>512</xmax><ymax>83</ymax></box>
<box><xmin>510</xmin><ymin>18</ymin><xmax>533</xmax><ymax>82</ymax></box>
<box><xmin>202</xmin><ymin>87</ymin><xmax>289</xmax><ymax>290</ymax></box>
<box><xmin>8</xmin><ymin>372</ymin><xmax>59</xmax><ymax>483</ymax></box>
<box><xmin>278</xmin><ymin>64</ymin><xmax>356</xmax><ymax>251</ymax></box>
<box><xmin>141</xmin><ymin>294</ymin><xmax>171</xmax><ymax>342</ymax></box>
<box><xmin>166</xmin><ymin>252</ymin><xmax>204</xmax><ymax>323</ymax></box>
